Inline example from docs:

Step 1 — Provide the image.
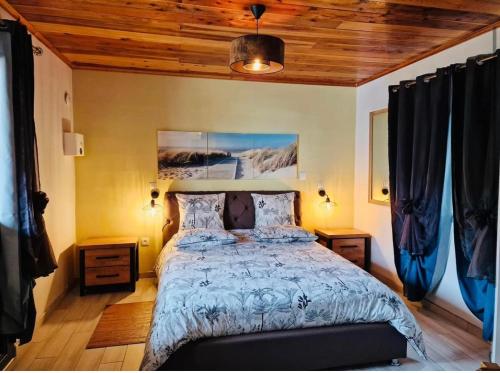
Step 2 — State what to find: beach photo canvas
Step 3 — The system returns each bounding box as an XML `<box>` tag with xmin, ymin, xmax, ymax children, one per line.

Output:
<box><xmin>158</xmin><ymin>131</ymin><xmax>209</xmax><ymax>180</ymax></box>
<box><xmin>158</xmin><ymin>131</ymin><xmax>298</xmax><ymax>180</ymax></box>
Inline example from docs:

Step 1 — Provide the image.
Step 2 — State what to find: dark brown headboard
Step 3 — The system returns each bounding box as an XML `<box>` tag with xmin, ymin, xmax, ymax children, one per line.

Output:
<box><xmin>162</xmin><ymin>191</ymin><xmax>301</xmax><ymax>246</ymax></box>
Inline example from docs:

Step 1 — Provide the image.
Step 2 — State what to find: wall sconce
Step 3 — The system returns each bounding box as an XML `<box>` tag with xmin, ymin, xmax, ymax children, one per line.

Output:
<box><xmin>143</xmin><ymin>182</ymin><xmax>162</xmax><ymax>216</ymax></box>
<box><xmin>318</xmin><ymin>184</ymin><xmax>337</xmax><ymax>210</ymax></box>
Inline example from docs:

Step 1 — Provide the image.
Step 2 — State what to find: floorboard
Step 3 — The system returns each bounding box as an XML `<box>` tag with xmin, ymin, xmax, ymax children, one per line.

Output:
<box><xmin>7</xmin><ymin>278</ymin><xmax>489</xmax><ymax>371</ymax></box>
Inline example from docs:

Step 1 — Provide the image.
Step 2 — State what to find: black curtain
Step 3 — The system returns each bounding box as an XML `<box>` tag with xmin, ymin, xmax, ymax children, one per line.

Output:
<box><xmin>388</xmin><ymin>68</ymin><xmax>451</xmax><ymax>301</ymax></box>
<box><xmin>0</xmin><ymin>20</ymin><xmax>57</xmax><ymax>344</ymax></box>
<box><xmin>451</xmin><ymin>50</ymin><xmax>499</xmax><ymax>340</ymax></box>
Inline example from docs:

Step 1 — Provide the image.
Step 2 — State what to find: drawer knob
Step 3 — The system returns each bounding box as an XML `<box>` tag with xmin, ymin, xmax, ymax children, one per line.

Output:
<box><xmin>339</xmin><ymin>245</ymin><xmax>358</xmax><ymax>249</ymax></box>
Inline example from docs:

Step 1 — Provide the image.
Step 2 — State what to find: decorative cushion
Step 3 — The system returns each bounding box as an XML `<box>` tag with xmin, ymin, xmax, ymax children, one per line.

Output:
<box><xmin>177</xmin><ymin>193</ymin><xmax>225</xmax><ymax>230</ymax></box>
<box><xmin>254</xmin><ymin>225</ymin><xmax>317</xmax><ymax>243</ymax></box>
<box><xmin>174</xmin><ymin>228</ymin><xmax>237</xmax><ymax>247</ymax></box>
<box><xmin>251</xmin><ymin>192</ymin><xmax>296</xmax><ymax>227</ymax></box>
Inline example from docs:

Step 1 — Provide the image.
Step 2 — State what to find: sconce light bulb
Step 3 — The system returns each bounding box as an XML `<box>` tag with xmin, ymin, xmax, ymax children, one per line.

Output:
<box><xmin>325</xmin><ymin>197</ymin><xmax>332</xmax><ymax>210</ymax></box>
<box><xmin>324</xmin><ymin>196</ymin><xmax>338</xmax><ymax>211</ymax></box>
<box><xmin>143</xmin><ymin>194</ymin><xmax>162</xmax><ymax>217</ymax></box>
<box><xmin>149</xmin><ymin>203</ymin><xmax>158</xmax><ymax>217</ymax></box>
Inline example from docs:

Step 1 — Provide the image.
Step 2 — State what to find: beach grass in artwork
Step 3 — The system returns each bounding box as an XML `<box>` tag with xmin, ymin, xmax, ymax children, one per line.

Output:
<box><xmin>208</xmin><ymin>133</ymin><xmax>298</xmax><ymax>179</ymax></box>
<box><xmin>158</xmin><ymin>131</ymin><xmax>298</xmax><ymax>180</ymax></box>
<box><xmin>158</xmin><ymin>131</ymin><xmax>209</xmax><ymax>180</ymax></box>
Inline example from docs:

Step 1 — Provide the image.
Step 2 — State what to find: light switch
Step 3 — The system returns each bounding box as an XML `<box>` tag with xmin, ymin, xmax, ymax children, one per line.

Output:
<box><xmin>141</xmin><ymin>237</ymin><xmax>150</xmax><ymax>246</ymax></box>
<box><xmin>299</xmin><ymin>172</ymin><xmax>307</xmax><ymax>181</ymax></box>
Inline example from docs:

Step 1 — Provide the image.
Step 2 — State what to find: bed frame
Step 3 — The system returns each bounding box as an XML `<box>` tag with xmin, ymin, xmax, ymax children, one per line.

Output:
<box><xmin>159</xmin><ymin>191</ymin><xmax>407</xmax><ymax>370</ymax></box>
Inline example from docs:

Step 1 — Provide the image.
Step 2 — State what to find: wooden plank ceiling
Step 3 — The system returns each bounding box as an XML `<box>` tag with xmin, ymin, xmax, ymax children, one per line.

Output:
<box><xmin>3</xmin><ymin>0</ymin><xmax>500</xmax><ymax>86</ymax></box>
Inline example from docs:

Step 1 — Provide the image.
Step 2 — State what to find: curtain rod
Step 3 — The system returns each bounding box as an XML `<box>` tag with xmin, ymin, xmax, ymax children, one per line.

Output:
<box><xmin>392</xmin><ymin>52</ymin><xmax>498</xmax><ymax>92</ymax></box>
<box><xmin>1</xmin><ymin>20</ymin><xmax>44</xmax><ymax>56</ymax></box>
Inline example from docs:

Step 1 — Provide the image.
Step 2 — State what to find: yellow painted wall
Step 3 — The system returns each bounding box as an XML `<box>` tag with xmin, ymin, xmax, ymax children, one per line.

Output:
<box><xmin>73</xmin><ymin>71</ymin><xmax>356</xmax><ymax>273</ymax></box>
<box><xmin>1</xmin><ymin>8</ymin><xmax>76</xmax><ymax>319</ymax></box>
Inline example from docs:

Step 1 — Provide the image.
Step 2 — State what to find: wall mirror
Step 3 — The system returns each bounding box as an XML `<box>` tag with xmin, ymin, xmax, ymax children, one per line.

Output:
<box><xmin>369</xmin><ymin>109</ymin><xmax>390</xmax><ymax>205</ymax></box>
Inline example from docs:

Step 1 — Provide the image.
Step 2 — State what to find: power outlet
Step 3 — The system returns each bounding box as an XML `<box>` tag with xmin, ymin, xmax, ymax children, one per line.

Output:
<box><xmin>141</xmin><ymin>237</ymin><xmax>150</xmax><ymax>246</ymax></box>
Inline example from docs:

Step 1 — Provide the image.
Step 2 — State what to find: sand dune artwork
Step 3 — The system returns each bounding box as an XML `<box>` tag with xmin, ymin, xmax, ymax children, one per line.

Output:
<box><xmin>158</xmin><ymin>131</ymin><xmax>298</xmax><ymax>180</ymax></box>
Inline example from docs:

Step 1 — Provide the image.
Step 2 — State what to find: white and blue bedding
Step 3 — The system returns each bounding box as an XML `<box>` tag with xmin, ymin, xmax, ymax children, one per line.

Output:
<box><xmin>141</xmin><ymin>230</ymin><xmax>426</xmax><ymax>370</ymax></box>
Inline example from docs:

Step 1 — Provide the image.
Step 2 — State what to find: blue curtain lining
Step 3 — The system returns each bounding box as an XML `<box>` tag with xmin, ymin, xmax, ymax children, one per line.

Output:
<box><xmin>397</xmin><ymin>120</ymin><xmax>452</xmax><ymax>300</ymax></box>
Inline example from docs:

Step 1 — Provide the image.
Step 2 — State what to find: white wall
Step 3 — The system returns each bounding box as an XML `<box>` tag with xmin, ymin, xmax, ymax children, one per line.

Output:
<box><xmin>354</xmin><ymin>30</ymin><xmax>498</xmax><ymax>326</ymax></box>
<box><xmin>0</xmin><ymin>9</ymin><xmax>76</xmax><ymax>319</ymax></box>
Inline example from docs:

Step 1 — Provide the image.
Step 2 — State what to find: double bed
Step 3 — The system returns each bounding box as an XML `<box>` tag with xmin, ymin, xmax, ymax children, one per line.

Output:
<box><xmin>141</xmin><ymin>191</ymin><xmax>426</xmax><ymax>370</ymax></box>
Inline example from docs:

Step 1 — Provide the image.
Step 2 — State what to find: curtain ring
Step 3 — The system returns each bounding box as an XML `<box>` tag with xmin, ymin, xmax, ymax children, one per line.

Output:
<box><xmin>423</xmin><ymin>75</ymin><xmax>435</xmax><ymax>83</ymax></box>
<box><xmin>476</xmin><ymin>54</ymin><xmax>497</xmax><ymax>66</ymax></box>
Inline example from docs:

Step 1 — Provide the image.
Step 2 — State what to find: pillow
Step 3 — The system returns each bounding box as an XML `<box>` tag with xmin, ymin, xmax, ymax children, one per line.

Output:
<box><xmin>254</xmin><ymin>225</ymin><xmax>317</xmax><ymax>243</ymax></box>
<box><xmin>174</xmin><ymin>228</ymin><xmax>237</xmax><ymax>247</ymax></box>
<box><xmin>177</xmin><ymin>193</ymin><xmax>225</xmax><ymax>230</ymax></box>
<box><xmin>251</xmin><ymin>192</ymin><xmax>296</xmax><ymax>227</ymax></box>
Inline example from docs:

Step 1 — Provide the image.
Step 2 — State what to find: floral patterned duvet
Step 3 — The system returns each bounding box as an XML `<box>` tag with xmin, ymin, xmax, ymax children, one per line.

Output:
<box><xmin>140</xmin><ymin>230</ymin><xmax>426</xmax><ymax>370</ymax></box>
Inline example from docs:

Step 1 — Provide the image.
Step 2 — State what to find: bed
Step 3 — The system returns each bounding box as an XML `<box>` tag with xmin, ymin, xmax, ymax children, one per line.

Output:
<box><xmin>141</xmin><ymin>191</ymin><xmax>426</xmax><ymax>370</ymax></box>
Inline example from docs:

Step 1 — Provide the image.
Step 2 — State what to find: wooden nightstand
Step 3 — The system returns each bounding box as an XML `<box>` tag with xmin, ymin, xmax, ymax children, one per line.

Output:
<box><xmin>315</xmin><ymin>228</ymin><xmax>371</xmax><ymax>272</ymax></box>
<box><xmin>78</xmin><ymin>236</ymin><xmax>139</xmax><ymax>296</ymax></box>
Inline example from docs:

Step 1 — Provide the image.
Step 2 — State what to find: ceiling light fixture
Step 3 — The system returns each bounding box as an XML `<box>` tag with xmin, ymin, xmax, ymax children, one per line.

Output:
<box><xmin>229</xmin><ymin>4</ymin><xmax>285</xmax><ymax>74</ymax></box>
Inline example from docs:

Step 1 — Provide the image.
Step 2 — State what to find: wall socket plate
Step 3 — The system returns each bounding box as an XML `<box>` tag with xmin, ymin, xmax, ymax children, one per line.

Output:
<box><xmin>140</xmin><ymin>237</ymin><xmax>150</xmax><ymax>246</ymax></box>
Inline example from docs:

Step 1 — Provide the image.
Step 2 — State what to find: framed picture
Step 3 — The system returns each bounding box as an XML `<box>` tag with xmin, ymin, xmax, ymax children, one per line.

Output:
<box><xmin>158</xmin><ymin>131</ymin><xmax>298</xmax><ymax>180</ymax></box>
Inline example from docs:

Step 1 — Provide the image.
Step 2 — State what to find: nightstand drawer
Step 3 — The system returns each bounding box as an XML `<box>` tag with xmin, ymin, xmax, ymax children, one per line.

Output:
<box><xmin>315</xmin><ymin>229</ymin><xmax>370</xmax><ymax>272</ymax></box>
<box><xmin>85</xmin><ymin>248</ymin><xmax>130</xmax><ymax>268</ymax></box>
<box><xmin>333</xmin><ymin>238</ymin><xmax>365</xmax><ymax>266</ymax></box>
<box><xmin>333</xmin><ymin>238</ymin><xmax>365</xmax><ymax>252</ymax></box>
<box><xmin>79</xmin><ymin>236</ymin><xmax>138</xmax><ymax>296</ymax></box>
<box><xmin>85</xmin><ymin>266</ymin><xmax>130</xmax><ymax>286</ymax></box>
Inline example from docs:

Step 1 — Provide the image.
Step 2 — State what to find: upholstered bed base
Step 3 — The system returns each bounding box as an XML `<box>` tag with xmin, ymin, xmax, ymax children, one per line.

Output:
<box><xmin>159</xmin><ymin>322</ymin><xmax>407</xmax><ymax>370</ymax></box>
<box><xmin>159</xmin><ymin>191</ymin><xmax>407</xmax><ymax>370</ymax></box>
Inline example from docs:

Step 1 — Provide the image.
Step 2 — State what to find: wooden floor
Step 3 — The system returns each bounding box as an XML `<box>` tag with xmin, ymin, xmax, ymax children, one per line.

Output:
<box><xmin>6</xmin><ymin>278</ymin><xmax>490</xmax><ymax>371</ymax></box>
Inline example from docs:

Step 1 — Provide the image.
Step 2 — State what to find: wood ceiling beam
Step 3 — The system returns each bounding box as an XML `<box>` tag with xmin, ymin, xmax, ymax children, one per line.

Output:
<box><xmin>32</xmin><ymin>22</ymin><xmax>231</xmax><ymax>48</ymax></box>
<box><xmin>357</xmin><ymin>18</ymin><xmax>500</xmax><ymax>86</ymax></box>
<box><xmin>46</xmin><ymin>37</ymin><xmax>397</xmax><ymax>69</ymax></box>
<box><xmin>2</xmin><ymin>0</ymin><xmax>500</xmax><ymax>86</ymax></box>
<box><xmin>64</xmin><ymin>52</ymin><xmax>376</xmax><ymax>78</ymax></box>
<box><xmin>374</xmin><ymin>0</ymin><xmax>500</xmax><ymax>17</ymax></box>
<box><xmin>71</xmin><ymin>64</ymin><xmax>358</xmax><ymax>87</ymax></box>
<box><xmin>0</xmin><ymin>0</ymin><xmax>71</xmax><ymax>66</ymax></box>
<box><xmin>9</xmin><ymin>0</ymin><xmax>497</xmax><ymax>31</ymax></box>
<box><xmin>279</xmin><ymin>0</ymin><xmax>500</xmax><ymax>17</ymax></box>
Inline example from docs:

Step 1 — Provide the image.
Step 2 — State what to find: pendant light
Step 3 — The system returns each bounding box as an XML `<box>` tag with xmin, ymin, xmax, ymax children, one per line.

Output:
<box><xmin>229</xmin><ymin>4</ymin><xmax>285</xmax><ymax>74</ymax></box>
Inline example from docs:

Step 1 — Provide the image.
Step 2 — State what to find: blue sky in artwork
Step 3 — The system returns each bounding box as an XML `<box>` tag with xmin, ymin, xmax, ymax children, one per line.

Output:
<box><xmin>208</xmin><ymin>133</ymin><xmax>297</xmax><ymax>151</ymax></box>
